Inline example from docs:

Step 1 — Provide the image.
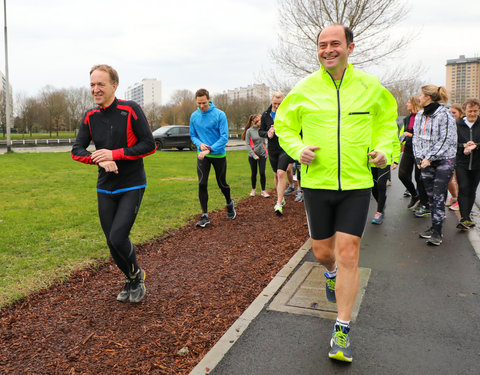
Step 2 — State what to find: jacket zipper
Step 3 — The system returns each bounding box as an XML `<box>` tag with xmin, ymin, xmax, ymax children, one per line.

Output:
<box><xmin>327</xmin><ymin>69</ymin><xmax>347</xmax><ymax>190</ymax></box>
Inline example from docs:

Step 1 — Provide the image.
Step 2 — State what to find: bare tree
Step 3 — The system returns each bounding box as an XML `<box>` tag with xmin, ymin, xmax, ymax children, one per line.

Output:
<box><xmin>143</xmin><ymin>103</ymin><xmax>163</xmax><ymax>129</ymax></box>
<box><xmin>271</xmin><ymin>0</ymin><xmax>410</xmax><ymax>81</ymax></box>
<box><xmin>169</xmin><ymin>89</ymin><xmax>194</xmax><ymax>106</ymax></box>
<box><xmin>65</xmin><ymin>87</ymin><xmax>92</xmax><ymax>133</ymax></box>
<box><xmin>40</xmin><ymin>86</ymin><xmax>68</xmax><ymax>136</ymax></box>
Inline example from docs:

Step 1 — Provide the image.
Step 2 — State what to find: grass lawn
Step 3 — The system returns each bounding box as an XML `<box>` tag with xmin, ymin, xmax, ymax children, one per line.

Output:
<box><xmin>0</xmin><ymin>149</ymin><xmax>276</xmax><ymax>307</ymax></box>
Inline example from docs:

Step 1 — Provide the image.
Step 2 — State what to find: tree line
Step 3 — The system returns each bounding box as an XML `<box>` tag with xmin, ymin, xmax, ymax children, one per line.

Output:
<box><xmin>4</xmin><ymin>87</ymin><xmax>270</xmax><ymax>138</ymax></box>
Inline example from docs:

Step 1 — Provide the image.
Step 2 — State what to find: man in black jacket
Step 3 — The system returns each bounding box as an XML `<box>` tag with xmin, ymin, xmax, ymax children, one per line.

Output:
<box><xmin>72</xmin><ymin>64</ymin><xmax>156</xmax><ymax>303</ymax></box>
<box><xmin>259</xmin><ymin>92</ymin><xmax>295</xmax><ymax>215</ymax></box>
<box><xmin>455</xmin><ymin>98</ymin><xmax>480</xmax><ymax>230</ymax></box>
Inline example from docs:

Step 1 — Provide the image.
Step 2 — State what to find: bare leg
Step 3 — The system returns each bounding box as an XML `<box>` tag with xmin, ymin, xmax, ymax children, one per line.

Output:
<box><xmin>276</xmin><ymin>169</ymin><xmax>287</xmax><ymax>205</ymax></box>
<box><xmin>312</xmin><ymin>232</ymin><xmax>361</xmax><ymax>321</ymax></box>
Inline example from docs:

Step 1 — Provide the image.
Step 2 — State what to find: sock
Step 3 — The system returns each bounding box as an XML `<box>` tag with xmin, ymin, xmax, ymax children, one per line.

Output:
<box><xmin>335</xmin><ymin>318</ymin><xmax>350</xmax><ymax>333</ymax></box>
<box><xmin>325</xmin><ymin>266</ymin><xmax>337</xmax><ymax>279</ymax></box>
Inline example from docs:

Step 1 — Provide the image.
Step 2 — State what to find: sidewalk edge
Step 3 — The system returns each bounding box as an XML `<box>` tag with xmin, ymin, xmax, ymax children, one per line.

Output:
<box><xmin>189</xmin><ymin>238</ymin><xmax>312</xmax><ymax>375</ymax></box>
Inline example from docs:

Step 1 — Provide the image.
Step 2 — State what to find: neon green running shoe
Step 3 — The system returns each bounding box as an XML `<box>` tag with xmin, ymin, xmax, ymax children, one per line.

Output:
<box><xmin>274</xmin><ymin>203</ymin><xmax>283</xmax><ymax>216</ymax></box>
<box><xmin>329</xmin><ymin>325</ymin><xmax>352</xmax><ymax>362</ymax></box>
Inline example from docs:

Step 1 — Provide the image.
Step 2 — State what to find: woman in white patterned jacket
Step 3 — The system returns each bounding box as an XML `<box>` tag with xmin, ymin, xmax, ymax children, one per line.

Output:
<box><xmin>413</xmin><ymin>84</ymin><xmax>457</xmax><ymax>246</ymax></box>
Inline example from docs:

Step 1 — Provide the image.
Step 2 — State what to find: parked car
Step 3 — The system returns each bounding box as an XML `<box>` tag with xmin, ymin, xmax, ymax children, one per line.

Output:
<box><xmin>152</xmin><ymin>125</ymin><xmax>196</xmax><ymax>151</ymax></box>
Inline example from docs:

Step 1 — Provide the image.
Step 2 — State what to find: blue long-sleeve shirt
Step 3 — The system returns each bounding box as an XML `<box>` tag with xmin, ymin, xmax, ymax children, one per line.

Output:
<box><xmin>189</xmin><ymin>102</ymin><xmax>229</xmax><ymax>157</ymax></box>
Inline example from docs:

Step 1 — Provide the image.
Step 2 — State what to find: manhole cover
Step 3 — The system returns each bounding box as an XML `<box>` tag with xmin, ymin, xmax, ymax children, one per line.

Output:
<box><xmin>267</xmin><ymin>262</ymin><xmax>371</xmax><ymax>322</ymax></box>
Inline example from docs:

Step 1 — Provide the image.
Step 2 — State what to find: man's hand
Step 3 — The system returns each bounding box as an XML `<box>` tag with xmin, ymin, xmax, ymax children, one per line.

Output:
<box><xmin>91</xmin><ymin>149</ymin><xmax>113</xmax><ymax>164</ymax></box>
<box><xmin>368</xmin><ymin>151</ymin><xmax>387</xmax><ymax>168</ymax></box>
<box><xmin>403</xmin><ymin>131</ymin><xmax>413</xmax><ymax>138</ymax></box>
<box><xmin>198</xmin><ymin>150</ymin><xmax>210</xmax><ymax>160</ymax></box>
<box><xmin>200</xmin><ymin>143</ymin><xmax>210</xmax><ymax>151</ymax></box>
<box><xmin>301</xmin><ymin>146</ymin><xmax>320</xmax><ymax>165</ymax></box>
<box><xmin>391</xmin><ymin>163</ymin><xmax>398</xmax><ymax>170</ymax></box>
<box><xmin>99</xmin><ymin>161</ymin><xmax>118</xmax><ymax>174</ymax></box>
<box><xmin>267</xmin><ymin>126</ymin><xmax>275</xmax><ymax>139</ymax></box>
<box><xmin>420</xmin><ymin>158</ymin><xmax>431</xmax><ymax>169</ymax></box>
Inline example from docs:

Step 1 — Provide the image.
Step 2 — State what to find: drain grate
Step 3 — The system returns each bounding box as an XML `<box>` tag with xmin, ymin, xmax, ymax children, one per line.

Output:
<box><xmin>267</xmin><ymin>262</ymin><xmax>371</xmax><ymax>322</ymax></box>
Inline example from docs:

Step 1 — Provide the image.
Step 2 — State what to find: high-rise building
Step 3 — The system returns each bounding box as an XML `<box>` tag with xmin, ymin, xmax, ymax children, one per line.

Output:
<box><xmin>225</xmin><ymin>83</ymin><xmax>270</xmax><ymax>103</ymax></box>
<box><xmin>446</xmin><ymin>55</ymin><xmax>480</xmax><ymax>105</ymax></box>
<box><xmin>125</xmin><ymin>78</ymin><xmax>162</xmax><ymax>107</ymax></box>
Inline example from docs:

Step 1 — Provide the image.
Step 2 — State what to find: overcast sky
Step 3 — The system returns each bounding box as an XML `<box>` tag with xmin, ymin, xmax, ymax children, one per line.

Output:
<box><xmin>1</xmin><ymin>0</ymin><xmax>478</xmax><ymax>105</ymax></box>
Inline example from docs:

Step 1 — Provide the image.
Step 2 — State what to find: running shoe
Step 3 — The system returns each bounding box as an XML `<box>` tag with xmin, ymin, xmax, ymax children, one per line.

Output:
<box><xmin>386</xmin><ymin>180</ymin><xmax>392</xmax><ymax>186</ymax></box>
<box><xmin>274</xmin><ymin>203</ymin><xmax>283</xmax><ymax>216</ymax></box>
<box><xmin>260</xmin><ymin>190</ymin><xmax>270</xmax><ymax>198</ymax></box>
<box><xmin>456</xmin><ymin>219</ymin><xmax>470</xmax><ymax>231</ymax></box>
<box><xmin>281</xmin><ymin>198</ymin><xmax>286</xmax><ymax>206</ymax></box>
<box><xmin>426</xmin><ymin>231</ymin><xmax>442</xmax><ymax>246</ymax></box>
<box><xmin>403</xmin><ymin>189</ymin><xmax>412</xmax><ymax>197</ymax></box>
<box><xmin>294</xmin><ymin>190</ymin><xmax>304</xmax><ymax>202</ymax></box>
<box><xmin>449</xmin><ymin>201</ymin><xmax>459</xmax><ymax>211</ymax></box>
<box><xmin>226</xmin><ymin>200</ymin><xmax>236</xmax><ymax>219</ymax></box>
<box><xmin>446</xmin><ymin>197</ymin><xmax>457</xmax><ymax>207</ymax></box>
<box><xmin>371</xmin><ymin>212</ymin><xmax>384</xmax><ymax>225</ymax></box>
<box><xmin>129</xmin><ymin>269</ymin><xmax>146</xmax><ymax>303</ymax></box>
<box><xmin>407</xmin><ymin>195</ymin><xmax>420</xmax><ymax>209</ymax></box>
<box><xmin>419</xmin><ymin>227</ymin><xmax>433</xmax><ymax>239</ymax></box>
<box><xmin>329</xmin><ymin>324</ymin><xmax>352</xmax><ymax>362</ymax></box>
<box><xmin>284</xmin><ymin>185</ymin><xmax>296</xmax><ymax>195</ymax></box>
<box><xmin>249</xmin><ymin>189</ymin><xmax>256</xmax><ymax>197</ymax></box>
<box><xmin>324</xmin><ymin>271</ymin><xmax>336</xmax><ymax>303</ymax></box>
<box><xmin>466</xmin><ymin>220</ymin><xmax>476</xmax><ymax>228</ymax></box>
<box><xmin>196</xmin><ymin>214</ymin><xmax>210</xmax><ymax>228</ymax></box>
<box><xmin>116</xmin><ymin>278</ymin><xmax>131</xmax><ymax>302</ymax></box>
<box><xmin>414</xmin><ymin>206</ymin><xmax>431</xmax><ymax>217</ymax></box>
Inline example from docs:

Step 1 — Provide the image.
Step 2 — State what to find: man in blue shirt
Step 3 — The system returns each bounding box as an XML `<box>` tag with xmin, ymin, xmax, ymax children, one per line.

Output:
<box><xmin>190</xmin><ymin>88</ymin><xmax>236</xmax><ymax>227</ymax></box>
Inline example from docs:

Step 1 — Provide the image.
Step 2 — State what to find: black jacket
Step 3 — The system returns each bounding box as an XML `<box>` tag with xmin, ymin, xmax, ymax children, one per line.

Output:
<box><xmin>456</xmin><ymin>117</ymin><xmax>480</xmax><ymax>170</ymax></box>
<box><xmin>71</xmin><ymin>98</ymin><xmax>156</xmax><ymax>193</ymax></box>
<box><xmin>402</xmin><ymin>113</ymin><xmax>416</xmax><ymax>152</ymax></box>
<box><xmin>259</xmin><ymin>104</ymin><xmax>281</xmax><ymax>151</ymax></box>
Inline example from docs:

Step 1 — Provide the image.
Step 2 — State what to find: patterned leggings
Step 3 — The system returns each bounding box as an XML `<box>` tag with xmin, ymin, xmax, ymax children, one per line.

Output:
<box><xmin>420</xmin><ymin>158</ymin><xmax>455</xmax><ymax>233</ymax></box>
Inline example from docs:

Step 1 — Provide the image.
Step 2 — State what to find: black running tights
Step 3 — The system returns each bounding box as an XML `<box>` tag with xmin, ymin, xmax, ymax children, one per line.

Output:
<box><xmin>455</xmin><ymin>167</ymin><xmax>480</xmax><ymax>220</ymax></box>
<box><xmin>197</xmin><ymin>156</ymin><xmax>231</xmax><ymax>214</ymax></box>
<box><xmin>371</xmin><ymin>166</ymin><xmax>390</xmax><ymax>213</ymax></box>
<box><xmin>97</xmin><ymin>188</ymin><xmax>144</xmax><ymax>278</ymax></box>
<box><xmin>248</xmin><ymin>156</ymin><xmax>266</xmax><ymax>190</ymax></box>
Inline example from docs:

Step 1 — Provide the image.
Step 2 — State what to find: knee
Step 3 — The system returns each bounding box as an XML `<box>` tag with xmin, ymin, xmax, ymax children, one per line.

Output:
<box><xmin>199</xmin><ymin>182</ymin><xmax>208</xmax><ymax>191</ymax></box>
<box><xmin>336</xmin><ymin>244</ymin><xmax>359</xmax><ymax>270</ymax></box>
<box><xmin>277</xmin><ymin>170</ymin><xmax>286</xmax><ymax>178</ymax></box>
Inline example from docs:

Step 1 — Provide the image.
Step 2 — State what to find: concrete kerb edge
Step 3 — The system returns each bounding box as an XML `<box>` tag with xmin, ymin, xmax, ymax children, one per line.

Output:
<box><xmin>468</xmin><ymin>204</ymin><xmax>480</xmax><ymax>259</ymax></box>
<box><xmin>189</xmin><ymin>238</ymin><xmax>312</xmax><ymax>375</ymax></box>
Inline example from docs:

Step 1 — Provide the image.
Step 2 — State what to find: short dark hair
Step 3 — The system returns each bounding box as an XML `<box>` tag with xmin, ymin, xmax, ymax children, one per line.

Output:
<box><xmin>90</xmin><ymin>64</ymin><xmax>119</xmax><ymax>85</ymax></box>
<box><xmin>317</xmin><ymin>24</ymin><xmax>354</xmax><ymax>46</ymax></box>
<box><xmin>195</xmin><ymin>88</ymin><xmax>210</xmax><ymax>99</ymax></box>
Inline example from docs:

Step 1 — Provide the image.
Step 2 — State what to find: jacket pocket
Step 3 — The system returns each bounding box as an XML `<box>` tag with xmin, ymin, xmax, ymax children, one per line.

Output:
<box><xmin>348</xmin><ymin>112</ymin><xmax>370</xmax><ymax>115</ymax></box>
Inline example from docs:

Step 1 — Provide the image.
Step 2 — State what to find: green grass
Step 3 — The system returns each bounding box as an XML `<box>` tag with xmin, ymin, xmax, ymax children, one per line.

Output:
<box><xmin>0</xmin><ymin>150</ymin><xmax>275</xmax><ymax>307</ymax></box>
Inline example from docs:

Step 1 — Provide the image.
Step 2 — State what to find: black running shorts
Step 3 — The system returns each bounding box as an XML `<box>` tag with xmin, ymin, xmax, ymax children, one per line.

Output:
<box><xmin>268</xmin><ymin>148</ymin><xmax>294</xmax><ymax>173</ymax></box>
<box><xmin>303</xmin><ymin>188</ymin><xmax>371</xmax><ymax>240</ymax></box>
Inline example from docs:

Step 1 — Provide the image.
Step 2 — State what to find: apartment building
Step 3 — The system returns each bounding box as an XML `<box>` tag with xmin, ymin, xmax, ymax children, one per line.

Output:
<box><xmin>125</xmin><ymin>78</ymin><xmax>162</xmax><ymax>107</ymax></box>
<box><xmin>446</xmin><ymin>55</ymin><xmax>480</xmax><ymax>105</ymax></box>
<box><xmin>225</xmin><ymin>83</ymin><xmax>270</xmax><ymax>103</ymax></box>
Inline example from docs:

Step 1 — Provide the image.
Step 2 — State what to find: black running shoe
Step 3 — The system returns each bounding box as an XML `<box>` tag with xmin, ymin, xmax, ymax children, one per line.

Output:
<box><xmin>426</xmin><ymin>231</ymin><xmax>442</xmax><ymax>246</ymax></box>
<box><xmin>456</xmin><ymin>218</ymin><xmax>470</xmax><ymax>231</ymax></box>
<box><xmin>227</xmin><ymin>200</ymin><xmax>236</xmax><ymax>219</ymax></box>
<box><xmin>196</xmin><ymin>214</ymin><xmax>210</xmax><ymax>228</ymax></box>
<box><xmin>129</xmin><ymin>269</ymin><xmax>146</xmax><ymax>303</ymax></box>
<box><xmin>419</xmin><ymin>227</ymin><xmax>433</xmax><ymax>239</ymax></box>
<box><xmin>116</xmin><ymin>278</ymin><xmax>131</xmax><ymax>302</ymax></box>
<box><xmin>407</xmin><ymin>195</ymin><xmax>420</xmax><ymax>209</ymax></box>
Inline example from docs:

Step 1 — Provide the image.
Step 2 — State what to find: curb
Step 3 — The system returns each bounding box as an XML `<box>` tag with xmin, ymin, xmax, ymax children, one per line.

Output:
<box><xmin>189</xmin><ymin>238</ymin><xmax>312</xmax><ymax>375</ymax></box>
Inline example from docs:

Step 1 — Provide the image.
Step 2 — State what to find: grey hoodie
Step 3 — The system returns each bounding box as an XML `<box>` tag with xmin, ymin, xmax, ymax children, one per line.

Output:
<box><xmin>245</xmin><ymin>126</ymin><xmax>267</xmax><ymax>158</ymax></box>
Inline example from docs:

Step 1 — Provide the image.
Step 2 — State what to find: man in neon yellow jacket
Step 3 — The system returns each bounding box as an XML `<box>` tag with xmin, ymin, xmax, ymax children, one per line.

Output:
<box><xmin>275</xmin><ymin>24</ymin><xmax>398</xmax><ymax>363</ymax></box>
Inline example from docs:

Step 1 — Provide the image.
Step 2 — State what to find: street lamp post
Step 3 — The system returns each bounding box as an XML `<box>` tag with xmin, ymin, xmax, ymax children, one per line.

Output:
<box><xmin>3</xmin><ymin>0</ymin><xmax>11</xmax><ymax>152</ymax></box>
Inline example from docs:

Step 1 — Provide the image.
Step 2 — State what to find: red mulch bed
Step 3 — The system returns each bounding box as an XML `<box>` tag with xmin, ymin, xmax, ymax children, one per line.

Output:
<box><xmin>0</xmin><ymin>193</ymin><xmax>308</xmax><ymax>374</ymax></box>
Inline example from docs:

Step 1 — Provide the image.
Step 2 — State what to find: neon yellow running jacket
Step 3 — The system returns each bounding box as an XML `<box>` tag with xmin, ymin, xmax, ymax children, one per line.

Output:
<box><xmin>275</xmin><ymin>64</ymin><xmax>398</xmax><ymax>191</ymax></box>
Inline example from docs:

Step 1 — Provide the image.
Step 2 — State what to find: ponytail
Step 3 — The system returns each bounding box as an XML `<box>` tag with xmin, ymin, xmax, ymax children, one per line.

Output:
<box><xmin>421</xmin><ymin>84</ymin><xmax>448</xmax><ymax>104</ymax></box>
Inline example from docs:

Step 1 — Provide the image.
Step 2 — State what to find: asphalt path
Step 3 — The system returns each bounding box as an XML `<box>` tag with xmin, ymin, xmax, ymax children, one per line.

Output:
<box><xmin>210</xmin><ymin>169</ymin><xmax>480</xmax><ymax>375</ymax></box>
